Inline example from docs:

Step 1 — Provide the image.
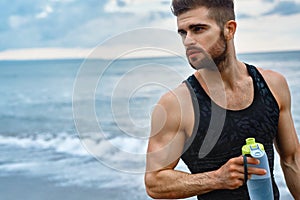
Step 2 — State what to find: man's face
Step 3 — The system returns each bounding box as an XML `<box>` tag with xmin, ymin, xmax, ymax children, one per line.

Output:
<box><xmin>177</xmin><ymin>7</ymin><xmax>227</xmax><ymax>70</ymax></box>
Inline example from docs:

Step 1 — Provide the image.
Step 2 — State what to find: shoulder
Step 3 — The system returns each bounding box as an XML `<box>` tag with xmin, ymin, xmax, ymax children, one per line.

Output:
<box><xmin>257</xmin><ymin>67</ymin><xmax>291</xmax><ymax>110</ymax></box>
<box><xmin>151</xmin><ymin>82</ymin><xmax>193</xmax><ymax>132</ymax></box>
<box><xmin>157</xmin><ymin>82</ymin><xmax>191</xmax><ymax>110</ymax></box>
<box><xmin>257</xmin><ymin>67</ymin><xmax>287</xmax><ymax>86</ymax></box>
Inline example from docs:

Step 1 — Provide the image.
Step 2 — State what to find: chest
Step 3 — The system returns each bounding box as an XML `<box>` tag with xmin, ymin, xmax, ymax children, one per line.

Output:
<box><xmin>224</xmin><ymin>81</ymin><xmax>254</xmax><ymax>111</ymax></box>
<box><xmin>201</xmin><ymin>77</ymin><xmax>255</xmax><ymax>111</ymax></box>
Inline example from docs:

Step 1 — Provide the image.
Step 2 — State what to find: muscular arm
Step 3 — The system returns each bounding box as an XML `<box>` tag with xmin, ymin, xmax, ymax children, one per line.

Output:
<box><xmin>144</xmin><ymin>84</ymin><xmax>265</xmax><ymax>199</ymax></box>
<box><xmin>261</xmin><ymin>69</ymin><xmax>300</xmax><ymax>199</ymax></box>
<box><xmin>145</xmin><ymin>88</ymin><xmax>213</xmax><ymax>199</ymax></box>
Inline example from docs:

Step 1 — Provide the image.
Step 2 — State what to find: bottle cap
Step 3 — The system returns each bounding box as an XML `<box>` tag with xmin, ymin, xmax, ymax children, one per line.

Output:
<box><xmin>242</xmin><ymin>138</ymin><xmax>264</xmax><ymax>155</ymax></box>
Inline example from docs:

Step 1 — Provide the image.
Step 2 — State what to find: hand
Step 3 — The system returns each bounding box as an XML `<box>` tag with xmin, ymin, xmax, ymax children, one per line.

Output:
<box><xmin>214</xmin><ymin>156</ymin><xmax>266</xmax><ymax>190</ymax></box>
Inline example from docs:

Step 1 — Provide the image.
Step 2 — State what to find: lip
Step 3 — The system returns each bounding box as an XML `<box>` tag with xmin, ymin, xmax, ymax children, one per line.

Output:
<box><xmin>186</xmin><ymin>47</ymin><xmax>203</xmax><ymax>57</ymax></box>
<box><xmin>187</xmin><ymin>50</ymin><xmax>200</xmax><ymax>57</ymax></box>
<box><xmin>187</xmin><ymin>50</ymin><xmax>202</xmax><ymax>59</ymax></box>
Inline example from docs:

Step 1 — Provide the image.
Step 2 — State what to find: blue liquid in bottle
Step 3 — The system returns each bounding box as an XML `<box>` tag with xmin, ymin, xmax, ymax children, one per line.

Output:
<box><xmin>242</xmin><ymin>138</ymin><xmax>274</xmax><ymax>200</ymax></box>
<box><xmin>247</xmin><ymin>178</ymin><xmax>273</xmax><ymax>200</ymax></box>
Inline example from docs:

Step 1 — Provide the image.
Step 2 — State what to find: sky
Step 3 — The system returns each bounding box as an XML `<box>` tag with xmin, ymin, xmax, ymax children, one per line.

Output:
<box><xmin>0</xmin><ymin>0</ymin><xmax>300</xmax><ymax>59</ymax></box>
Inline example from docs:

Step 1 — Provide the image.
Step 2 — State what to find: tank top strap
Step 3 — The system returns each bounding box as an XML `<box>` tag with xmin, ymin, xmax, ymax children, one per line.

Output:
<box><xmin>245</xmin><ymin>63</ymin><xmax>279</xmax><ymax>110</ymax></box>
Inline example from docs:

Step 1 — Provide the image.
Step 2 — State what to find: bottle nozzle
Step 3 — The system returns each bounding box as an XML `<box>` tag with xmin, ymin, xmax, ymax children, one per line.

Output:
<box><xmin>242</xmin><ymin>138</ymin><xmax>265</xmax><ymax>155</ymax></box>
<box><xmin>246</xmin><ymin>138</ymin><xmax>255</xmax><ymax>145</ymax></box>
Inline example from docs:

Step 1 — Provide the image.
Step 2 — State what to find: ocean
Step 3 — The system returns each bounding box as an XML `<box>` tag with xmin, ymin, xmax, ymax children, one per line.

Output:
<box><xmin>0</xmin><ymin>51</ymin><xmax>299</xmax><ymax>200</ymax></box>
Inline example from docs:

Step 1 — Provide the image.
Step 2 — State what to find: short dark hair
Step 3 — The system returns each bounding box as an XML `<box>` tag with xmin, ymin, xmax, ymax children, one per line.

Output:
<box><xmin>171</xmin><ymin>0</ymin><xmax>235</xmax><ymax>28</ymax></box>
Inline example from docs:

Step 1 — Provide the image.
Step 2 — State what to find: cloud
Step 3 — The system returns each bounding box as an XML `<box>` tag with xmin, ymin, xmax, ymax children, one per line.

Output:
<box><xmin>235</xmin><ymin>0</ymin><xmax>300</xmax><ymax>18</ymax></box>
<box><xmin>103</xmin><ymin>0</ymin><xmax>171</xmax><ymax>14</ymax></box>
<box><xmin>8</xmin><ymin>15</ymin><xmax>30</xmax><ymax>29</ymax></box>
<box><xmin>235</xmin><ymin>0</ymin><xmax>275</xmax><ymax>18</ymax></box>
<box><xmin>36</xmin><ymin>5</ymin><xmax>53</xmax><ymax>19</ymax></box>
<box><xmin>235</xmin><ymin>13</ymin><xmax>300</xmax><ymax>53</ymax></box>
<box><xmin>264</xmin><ymin>1</ymin><xmax>300</xmax><ymax>15</ymax></box>
<box><xmin>0</xmin><ymin>0</ymin><xmax>175</xmax><ymax>51</ymax></box>
<box><xmin>0</xmin><ymin>0</ymin><xmax>109</xmax><ymax>50</ymax></box>
<box><xmin>0</xmin><ymin>0</ymin><xmax>300</xmax><ymax>55</ymax></box>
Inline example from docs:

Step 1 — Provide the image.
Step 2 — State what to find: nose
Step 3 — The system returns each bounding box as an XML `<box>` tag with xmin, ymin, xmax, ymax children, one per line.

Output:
<box><xmin>183</xmin><ymin>32</ymin><xmax>196</xmax><ymax>47</ymax></box>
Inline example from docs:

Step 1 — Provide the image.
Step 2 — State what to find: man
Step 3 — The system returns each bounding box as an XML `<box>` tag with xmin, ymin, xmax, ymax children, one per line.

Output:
<box><xmin>144</xmin><ymin>0</ymin><xmax>300</xmax><ymax>199</ymax></box>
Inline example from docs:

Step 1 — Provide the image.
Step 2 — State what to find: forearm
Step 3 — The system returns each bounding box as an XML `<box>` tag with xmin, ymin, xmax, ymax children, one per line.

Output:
<box><xmin>281</xmin><ymin>147</ymin><xmax>300</xmax><ymax>199</ymax></box>
<box><xmin>145</xmin><ymin>169</ymin><xmax>220</xmax><ymax>199</ymax></box>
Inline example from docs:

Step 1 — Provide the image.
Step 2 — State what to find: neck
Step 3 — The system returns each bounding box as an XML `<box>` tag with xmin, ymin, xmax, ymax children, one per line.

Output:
<box><xmin>215</xmin><ymin>43</ymin><xmax>245</xmax><ymax>87</ymax></box>
<box><xmin>199</xmin><ymin>43</ymin><xmax>248</xmax><ymax>91</ymax></box>
<box><xmin>216</xmin><ymin>41</ymin><xmax>237</xmax><ymax>71</ymax></box>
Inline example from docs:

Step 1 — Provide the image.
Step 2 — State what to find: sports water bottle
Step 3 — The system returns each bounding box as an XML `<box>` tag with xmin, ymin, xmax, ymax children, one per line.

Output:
<box><xmin>242</xmin><ymin>138</ymin><xmax>274</xmax><ymax>200</ymax></box>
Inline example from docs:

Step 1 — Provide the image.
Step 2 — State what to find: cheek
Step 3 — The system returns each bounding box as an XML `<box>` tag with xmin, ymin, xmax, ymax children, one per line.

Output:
<box><xmin>198</xmin><ymin>33</ymin><xmax>221</xmax><ymax>52</ymax></box>
<box><xmin>207</xmin><ymin>36</ymin><xmax>226</xmax><ymax>56</ymax></box>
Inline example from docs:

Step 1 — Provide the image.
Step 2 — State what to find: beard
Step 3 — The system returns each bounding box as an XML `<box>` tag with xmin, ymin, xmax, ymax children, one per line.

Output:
<box><xmin>187</xmin><ymin>33</ymin><xmax>227</xmax><ymax>71</ymax></box>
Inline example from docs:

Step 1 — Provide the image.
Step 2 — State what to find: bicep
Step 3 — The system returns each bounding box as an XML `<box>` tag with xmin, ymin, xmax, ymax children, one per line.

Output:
<box><xmin>146</xmin><ymin>93</ymin><xmax>186</xmax><ymax>172</ymax></box>
<box><xmin>273</xmin><ymin>74</ymin><xmax>299</xmax><ymax>159</ymax></box>
<box><xmin>275</xmin><ymin>107</ymin><xmax>299</xmax><ymax>159</ymax></box>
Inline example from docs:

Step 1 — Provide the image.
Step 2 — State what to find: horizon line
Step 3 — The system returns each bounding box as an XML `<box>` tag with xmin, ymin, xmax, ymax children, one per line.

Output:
<box><xmin>0</xmin><ymin>47</ymin><xmax>299</xmax><ymax>61</ymax></box>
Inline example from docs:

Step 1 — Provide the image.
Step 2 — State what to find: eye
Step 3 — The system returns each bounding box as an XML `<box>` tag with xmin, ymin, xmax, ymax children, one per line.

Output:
<box><xmin>178</xmin><ymin>30</ymin><xmax>187</xmax><ymax>38</ymax></box>
<box><xmin>192</xmin><ymin>26</ymin><xmax>204</xmax><ymax>33</ymax></box>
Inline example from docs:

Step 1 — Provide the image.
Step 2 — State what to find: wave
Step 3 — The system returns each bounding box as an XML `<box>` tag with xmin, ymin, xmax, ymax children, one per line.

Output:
<box><xmin>0</xmin><ymin>132</ymin><xmax>149</xmax><ymax>190</ymax></box>
<box><xmin>1</xmin><ymin>92</ymin><xmax>73</xmax><ymax>107</ymax></box>
<box><xmin>0</xmin><ymin>132</ymin><xmax>148</xmax><ymax>163</ymax></box>
<box><xmin>0</xmin><ymin>133</ymin><xmax>89</xmax><ymax>157</ymax></box>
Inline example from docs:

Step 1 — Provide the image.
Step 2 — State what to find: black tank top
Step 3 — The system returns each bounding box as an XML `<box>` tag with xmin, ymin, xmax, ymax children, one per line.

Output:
<box><xmin>181</xmin><ymin>64</ymin><xmax>280</xmax><ymax>199</ymax></box>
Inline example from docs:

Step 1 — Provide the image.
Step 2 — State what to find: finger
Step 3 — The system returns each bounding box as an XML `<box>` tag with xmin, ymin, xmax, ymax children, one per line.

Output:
<box><xmin>248</xmin><ymin>174</ymin><xmax>252</xmax><ymax>180</ymax></box>
<box><xmin>238</xmin><ymin>155</ymin><xmax>246</xmax><ymax>164</ymax></box>
<box><xmin>230</xmin><ymin>156</ymin><xmax>249</xmax><ymax>174</ymax></box>
<box><xmin>246</xmin><ymin>157</ymin><xmax>260</xmax><ymax>165</ymax></box>
<box><xmin>234</xmin><ymin>156</ymin><xmax>260</xmax><ymax>165</ymax></box>
<box><xmin>247</xmin><ymin>166</ymin><xmax>267</xmax><ymax>175</ymax></box>
<box><xmin>234</xmin><ymin>156</ymin><xmax>249</xmax><ymax>172</ymax></box>
<box><xmin>243</xmin><ymin>157</ymin><xmax>266</xmax><ymax>176</ymax></box>
<box><xmin>234</xmin><ymin>179</ymin><xmax>245</xmax><ymax>189</ymax></box>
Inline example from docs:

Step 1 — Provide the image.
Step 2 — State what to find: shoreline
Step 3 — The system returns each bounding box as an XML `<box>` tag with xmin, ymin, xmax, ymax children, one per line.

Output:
<box><xmin>0</xmin><ymin>174</ymin><xmax>144</xmax><ymax>200</ymax></box>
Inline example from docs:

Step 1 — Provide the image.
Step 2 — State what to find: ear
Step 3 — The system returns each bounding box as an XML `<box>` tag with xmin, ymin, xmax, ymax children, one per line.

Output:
<box><xmin>224</xmin><ymin>20</ymin><xmax>237</xmax><ymax>41</ymax></box>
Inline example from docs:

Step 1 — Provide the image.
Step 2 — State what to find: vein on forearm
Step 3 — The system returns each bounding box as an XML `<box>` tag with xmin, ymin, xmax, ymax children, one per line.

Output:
<box><xmin>146</xmin><ymin>169</ymin><xmax>218</xmax><ymax>199</ymax></box>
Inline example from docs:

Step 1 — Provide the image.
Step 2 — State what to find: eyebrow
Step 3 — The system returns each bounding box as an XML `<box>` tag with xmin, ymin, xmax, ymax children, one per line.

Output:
<box><xmin>177</xmin><ymin>23</ymin><xmax>209</xmax><ymax>33</ymax></box>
